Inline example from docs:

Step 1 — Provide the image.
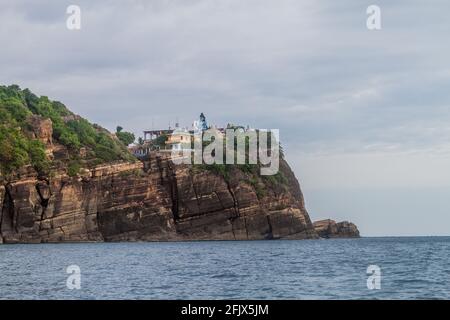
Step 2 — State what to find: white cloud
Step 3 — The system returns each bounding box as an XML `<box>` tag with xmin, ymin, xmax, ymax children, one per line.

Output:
<box><xmin>1</xmin><ymin>0</ymin><xmax>450</xmax><ymax>235</ymax></box>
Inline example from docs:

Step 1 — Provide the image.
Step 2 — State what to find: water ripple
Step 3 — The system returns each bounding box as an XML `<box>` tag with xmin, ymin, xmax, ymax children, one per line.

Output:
<box><xmin>0</xmin><ymin>237</ymin><xmax>449</xmax><ymax>299</ymax></box>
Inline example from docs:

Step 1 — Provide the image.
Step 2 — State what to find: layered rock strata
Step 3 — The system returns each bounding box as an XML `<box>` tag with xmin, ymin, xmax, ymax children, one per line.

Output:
<box><xmin>0</xmin><ymin>157</ymin><xmax>319</xmax><ymax>243</ymax></box>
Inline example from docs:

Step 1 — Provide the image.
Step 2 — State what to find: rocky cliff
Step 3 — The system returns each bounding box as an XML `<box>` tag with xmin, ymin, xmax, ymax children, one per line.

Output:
<box><xmin>0</xmin><ymin>85</ymin><xmax>359</xmax><ymax>243</ymax></box>
<box><xmin>0</xmin><ymin>154</ymin><xmax>322</xmax><ymax>243</ymax></box>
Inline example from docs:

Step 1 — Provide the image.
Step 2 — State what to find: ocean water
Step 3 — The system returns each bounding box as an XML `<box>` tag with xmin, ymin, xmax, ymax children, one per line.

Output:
<box><xmin>0</xmin><ymin>237</ymin><xmax>449</xmax><ymax>300</ymax></box>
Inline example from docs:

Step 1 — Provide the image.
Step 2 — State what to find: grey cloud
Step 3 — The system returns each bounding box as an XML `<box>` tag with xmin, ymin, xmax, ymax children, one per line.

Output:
<box><xmin>1</xmin><ymin>0</ymin><xmax>450</xmax><ymax>235</ymax></box>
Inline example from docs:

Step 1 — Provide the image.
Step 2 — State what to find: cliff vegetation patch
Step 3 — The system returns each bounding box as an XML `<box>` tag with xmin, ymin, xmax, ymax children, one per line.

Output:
<box><xmin>0</xmin><ymin>85</ymin><xmax>135</xmax><ymax>179</ymax></box>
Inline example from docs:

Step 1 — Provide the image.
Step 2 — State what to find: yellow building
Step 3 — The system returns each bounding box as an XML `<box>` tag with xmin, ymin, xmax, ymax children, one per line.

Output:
<box><xmin>165</xmin><ymin>128</ymin><xmax>192</xmax><ymax>151</ymax></box>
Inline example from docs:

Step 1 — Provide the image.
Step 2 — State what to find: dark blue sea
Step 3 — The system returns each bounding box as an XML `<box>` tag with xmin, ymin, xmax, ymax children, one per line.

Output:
<box><xmin>1</xmin><ymin>237</ymin><xmax>449</xmax><ymax>300</ymax></box>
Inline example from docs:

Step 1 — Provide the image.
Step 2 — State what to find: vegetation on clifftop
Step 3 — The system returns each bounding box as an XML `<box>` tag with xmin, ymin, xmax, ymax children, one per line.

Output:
<box><xmin>0</xmin><ymin>84</ymin><xmax>135</xmax><ymax>177</ymax></box>
<box><xmin>191</xmin><ymin>129</ymin><xmax>289</xmax><ymax>199</ymax></box>
<box><xmin>115</xmin><ymin>126</ymin><xmax>135</xmax><ymax>146</ymax></box>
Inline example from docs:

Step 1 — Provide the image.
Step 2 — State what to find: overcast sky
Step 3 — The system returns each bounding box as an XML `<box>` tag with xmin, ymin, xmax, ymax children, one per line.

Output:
<box><xmin>1</xmin><ymin>0</ymin><xmax>450</xmax><ymax>236</ymax></box>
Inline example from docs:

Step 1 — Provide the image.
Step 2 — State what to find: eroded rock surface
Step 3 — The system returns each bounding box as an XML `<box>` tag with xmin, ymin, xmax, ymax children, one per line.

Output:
<box><xmin>0</xmin><ymin>155</ymin><xmax>321</xmax><ymax>243</ymax></box>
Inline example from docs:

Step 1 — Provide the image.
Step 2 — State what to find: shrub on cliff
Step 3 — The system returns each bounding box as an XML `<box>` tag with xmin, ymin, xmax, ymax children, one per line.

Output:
<box><xmin>67</xmin><ymin>161</ymin><xmax>81</xmax><ymax>177</ymax></box>
<box><xmin>28</xmin><ymin>140</ymin><xmax>50</xmax><ymax>175</ymax></box>
<box><xmin>115</xmin><ymin>126</ymin><xmax>135</xmax><ymax>146</ymax></box>
<box><xmin>0</xmin><ymin>84</ymin><xmax>135</xmax><ymax>176</ymax></box>
<box><xmin>190</xmin><ymin>128</ymin><xmax>288</xmax><ymax>199</ymax></box>
<box><xmin>0</xmin><ymin>125</ymin><xmax>49</xmax><ymax>176</ymax></box>
<box><xmin>0</xmin><ymin>125</ymin><xmax>30</xmax><ymax>174</ymax></box>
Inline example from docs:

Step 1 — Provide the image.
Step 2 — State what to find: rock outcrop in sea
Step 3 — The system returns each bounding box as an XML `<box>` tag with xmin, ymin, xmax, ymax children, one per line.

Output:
<box><xmin>313</xmin><ymin>219</ymin><xmax>360</xmax><ymax>238</ymax></box>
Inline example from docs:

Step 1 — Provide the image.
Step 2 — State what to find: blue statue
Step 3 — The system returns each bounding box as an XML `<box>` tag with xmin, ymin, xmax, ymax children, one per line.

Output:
<box><xmin>199</xmin><ymin>113</ymin><xmax>208</xmax><ymax>131</ymax></box>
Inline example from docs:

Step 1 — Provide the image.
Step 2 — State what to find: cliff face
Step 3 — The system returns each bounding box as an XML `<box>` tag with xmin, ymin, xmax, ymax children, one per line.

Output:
<box><xmin>0</xmin><ymin>115</ymin><xmax>318</xmax><ymax>243</ymax></box>
<box><xmin>0</xmin><ymin>86</ymin><xmax>359</xmax><ymax>243</ymax></box>
<box><xmin>0</xmin><ymin>155</ymin><xmax>318</xmax><ymax>243</ymax></box>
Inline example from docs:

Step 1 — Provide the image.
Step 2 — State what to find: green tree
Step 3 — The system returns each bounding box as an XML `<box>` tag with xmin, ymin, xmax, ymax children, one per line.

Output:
<box><xmin>28</xmin><ymin>140</ymin><xmax>50</xmax><ymax>175</ymax></box>
<box><xmin>0</xmin><ymin>85</ymin><xmax>137</xmax><ymax>175</ymax></box>
<box><xmin>0</xmin><ymin>126</ymin><xmax>29</xmax><ymax>174</ymax></box>
<box><xmin>116</xmin><ymin>131</ymin><xmax>135</xmax><ymax>146</ymax></box>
